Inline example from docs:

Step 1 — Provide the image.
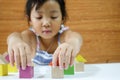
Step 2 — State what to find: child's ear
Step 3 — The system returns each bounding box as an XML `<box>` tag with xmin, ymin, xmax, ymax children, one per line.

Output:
<box><xmin>25</xmin><ymin>15</ymin><xmax>32</xmax><ymax>25</ymax></box>
<box><xmin>25</xmin><ymin>15</ymin><xmax>29</xmax><ymax>20</ymax></box>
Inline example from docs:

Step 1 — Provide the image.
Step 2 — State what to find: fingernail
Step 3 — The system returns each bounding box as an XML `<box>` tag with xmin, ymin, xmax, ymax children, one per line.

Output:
<box><xmin>65</xmin><ymin>66</ymin><xmax>68</xmax><ymax>70</ymax></box>
<box><xmin>70</xmin><ymin>64</ymin><xmax>74</xmax><ymax>67</ymax></box>
<box><xmin>59</xmin><ymin>66</ymin><xmax>63</xmax><ymax>70</ymax></box>
<box><xmin>27</xmin><ymin>63</ymin><xmax>31</xmax><ymax>66</ymax></box>
<box><xmin>22</xmin><ymin>67</ymin><xmax>26</xmax><ymax>70</ymax></box>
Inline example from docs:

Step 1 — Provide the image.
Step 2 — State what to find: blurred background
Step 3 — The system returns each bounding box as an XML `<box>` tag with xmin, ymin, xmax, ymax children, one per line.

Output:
<box><xmin>0</xmin><ymin>0</ymin><xmax>120</xmax><ymax>63</ymax></box>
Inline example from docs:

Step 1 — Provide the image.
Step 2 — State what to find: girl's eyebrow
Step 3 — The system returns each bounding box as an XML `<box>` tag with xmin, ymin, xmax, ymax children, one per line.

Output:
<box><xmin>36</xmin><ymin>10</ymin><xmax>59</xmax><ymax>14</ymax></box>
<box><xmin>36</xmin><ymin>10</ymin><xmax>43</xmax><ymax>14</ymax></box>
<box><xmin>50</xmin><ymin>10</ymin><xmax>59</xmax><ymax>14</ymax></box>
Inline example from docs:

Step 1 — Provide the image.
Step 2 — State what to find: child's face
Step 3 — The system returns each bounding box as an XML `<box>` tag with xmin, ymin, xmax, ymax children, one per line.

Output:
<box><xmin>30</xmin><ymin>0</ymin><xmax>62</xmax><ymax>39</ymax></box>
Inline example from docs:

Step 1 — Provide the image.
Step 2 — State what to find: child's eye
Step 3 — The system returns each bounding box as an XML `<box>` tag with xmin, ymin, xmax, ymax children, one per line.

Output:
<box><xmin>51</xmin><ymin>16</ymin><xmax>58</xmax><ymax>19</ymax></box>
<box><xmin>36</xmin><ymin>16</ymin><xmax>42</xmax><ymax>19</ymax></box>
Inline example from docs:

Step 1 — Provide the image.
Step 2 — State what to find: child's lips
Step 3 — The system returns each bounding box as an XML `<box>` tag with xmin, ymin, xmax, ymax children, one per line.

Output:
<box><xmin>42</xmin><ymin>30</ymin><xmax>52</xmax><ymax>34</ymax></box>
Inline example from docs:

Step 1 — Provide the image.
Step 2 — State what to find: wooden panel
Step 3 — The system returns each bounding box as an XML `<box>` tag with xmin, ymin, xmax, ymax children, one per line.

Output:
<box><xmin>65</xmin><ymin>0</ymin><xmax>120</xmax><ymax>63</ymax></box>
<box><xmin>0</xmin><ymin>0</ymin><xmax>120</xmax><ymax>63</ymax></box>
<box><xmin>0</xmin><ymin>0</ymin><xmax>28</xmax><ymax>53</ymax></box>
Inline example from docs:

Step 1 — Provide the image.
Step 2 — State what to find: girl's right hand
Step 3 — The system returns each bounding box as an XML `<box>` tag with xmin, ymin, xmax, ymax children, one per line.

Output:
<box><xmin>7</xmin><ymin>34</ymin><xmax>32</xmax><ymax>70</ymax></box>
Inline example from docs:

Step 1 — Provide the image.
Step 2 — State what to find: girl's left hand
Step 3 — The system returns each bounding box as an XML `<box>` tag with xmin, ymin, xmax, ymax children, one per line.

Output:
<box><xmin>52</xmin><ymin>43</ymin><xmax>76</xmax><ymax>69</ymax></box>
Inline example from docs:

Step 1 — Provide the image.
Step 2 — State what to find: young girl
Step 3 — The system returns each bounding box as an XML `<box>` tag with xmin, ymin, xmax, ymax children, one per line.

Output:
<box><xmin>7</xmin><ymin>0</ymin><xmax>82</xmax><ymax>70</ymax></box>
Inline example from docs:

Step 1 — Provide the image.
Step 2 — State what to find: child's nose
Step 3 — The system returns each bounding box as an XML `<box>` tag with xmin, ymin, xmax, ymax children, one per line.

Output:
<box><xmin>42</xmin><ymin>19</ymin><xmax>51</xmax><ymax>28</ymax></box>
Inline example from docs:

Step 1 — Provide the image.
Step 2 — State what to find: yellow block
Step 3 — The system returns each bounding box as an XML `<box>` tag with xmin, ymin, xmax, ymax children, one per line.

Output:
<box><xmin>75</xmin><ymin>55</ymin><xmax>87</xmax><ymax>62</ymax></box>
<box><xmin>8</xmin><ymin>64</ymin><xmax>18</xmax><ymax>72</ymax></box>
<box><xmin>0</xmin><ymin>64</ymin><xmax>8</xmax><ymax>76</ymax></box>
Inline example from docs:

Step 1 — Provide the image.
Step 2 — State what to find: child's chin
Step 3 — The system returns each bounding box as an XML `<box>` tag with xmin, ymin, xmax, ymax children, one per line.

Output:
<box><xmin>41</xmin><ymin>35</ymin><xmax>53</xmax><ymax>39</ymax></box>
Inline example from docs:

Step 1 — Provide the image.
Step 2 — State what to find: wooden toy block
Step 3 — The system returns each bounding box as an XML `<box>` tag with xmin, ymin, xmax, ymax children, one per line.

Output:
<box><xmin>64</xmin><ymin>65</ymin><xmax>74</xmax><ymax>75</ymax></box>
<box><xmin>8</xmin><ymin>64</ymin><xmax>18</xmax><ymax>72</ymax></box>
<box><xmin>2</xmin><ymin>52</ymin><xmax>34</xmax><ymax>78</ymax></box>
<box><xmin>75</xmin><ymin>62</ymin><xmax>84</xmax><ymax>72</ymax></box>
<box><xmin>2</xmin><ymin>52</ymin><xmax>18</xmax><ymax>72</ymax></box>
<box><xmin>19</xmin><ymin>66</ymin><xmax>34</xmax><ymax>78</ymax></box>
<box><xmin>0</xmin><ymin>54</ymin><xmax>9</xmax><ymax>64</ymax></box>
<box><xmin>0</xmin><ymin>64</ymin><xmax>8</xmax><ymax>76</ymax></box>
<box><xmin>75</xmin><ymin>55</ymin><xmax>87</xmax><ymax>72</ymax></box>
<box><xmin>3</xmin><ymin>52</ymin><xmax>10</xmax><ymax>62</ymax></box>
<box><xmin>2</xmin><ymin>52</ymin><xmax>9</xmax><ymax>60</ymax></box>
<box><xmin>75</xmin><ymin>55</ymin><xmax>87</xmax><ymax>62</ymax></box>
<box><xmin>49</xmin><ymin>61</ymin><xmax>64</xmax><ymax>78</ymax></box>
<box><xmin>51</xmin><ymin>66</ymin><xmax>64</xmax><ymax>78</ymax></box>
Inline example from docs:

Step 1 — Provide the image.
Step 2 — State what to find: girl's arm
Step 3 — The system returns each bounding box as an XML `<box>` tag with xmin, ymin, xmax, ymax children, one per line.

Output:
<box><xmin>53</xmin><ymin>30</ymin><xmax>83</xmax><ymax>69</ymax></box>
<box><xmin>65</xmin><ymin>30</ymin><xmax>83</xmax><ymax>54</ymax></box>
<box><xmin>7</xmin><ymin>30</ymin><xmax>36</xmax><ymax>70</ymax></box>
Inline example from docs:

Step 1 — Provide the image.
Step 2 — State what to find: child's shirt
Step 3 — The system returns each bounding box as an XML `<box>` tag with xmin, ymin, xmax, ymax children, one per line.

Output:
<box><xmin>29</xmin><ymin>25</ymin><xmax>69</xmax><ymax>65</ymax></box>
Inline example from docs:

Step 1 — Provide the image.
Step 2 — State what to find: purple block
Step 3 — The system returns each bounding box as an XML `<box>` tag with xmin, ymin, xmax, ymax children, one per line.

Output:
<box><xmin>5</xmin><ymin>54</ymin><xmax>10</xmax><ymax>62</ymax></box>
<box><xmin>4</xmin><ymin>54</ymin><xmax>15</xmax><ymax>63</ymax></box>
<box><xmin>19</xmin><ymin>66</ymin><xmax>34</xmax><ymax>78</ymax></box>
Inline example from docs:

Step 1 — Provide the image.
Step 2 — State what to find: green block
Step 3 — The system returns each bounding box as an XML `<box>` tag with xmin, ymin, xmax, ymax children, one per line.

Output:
<box><xmin>64</xmin><ymin>66</ymin><xmax>74</xmax><ymax>75</ymax></box>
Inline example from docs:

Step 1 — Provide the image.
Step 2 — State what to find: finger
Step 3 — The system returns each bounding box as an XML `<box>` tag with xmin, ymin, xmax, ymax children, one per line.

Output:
<box><xmin>64</xmin><ymin>48</ymin><xmax>71</xmax><ymax>69</ymax></box>
<box><xmin>59</xmin><ymin>50</ymin><xmax>64</xmax><ymax>69</ymax></box>
<box><xmin>19</xmin><ymin>47</ymin><xmax>26</xmax><ymax>70</ymax></box>
<box><xmin>70</xmin><ymin>50</ymin><xmax>75</xmax><ymax>67</ymax></box>
<box><xmin>8</xmin><ymin>47</ymin><xmax>14</xmax><ymax>66</ymax></box>
<box><xmin>14</xmin><ymin>48</ymin><xmax>20</xmax><ymax>69</ymax></box>
<box><xmin>52</xmin><ymin>48</ymin><xmax>60</xmax><ymax>67</ymax></box>
<box><xmin>59</xmin><ymin>48</ymin><xmax>66</xmax><ymax>69</ymax></box>
<box><xmin>25</xmin><ymin>45</ymin><xmax>32</xmax><ymax>66</ymax></box>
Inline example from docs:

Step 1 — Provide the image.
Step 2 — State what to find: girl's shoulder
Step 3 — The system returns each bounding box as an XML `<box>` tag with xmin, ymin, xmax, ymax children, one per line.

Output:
<box><xmin>60</xmin><ymin>29</ymin><xmax>81</xmax><ymax>42</ymax></box>
<box><xmin>21</xmin><ymin>29</ymin><xmax>37</xmax><ymax>45</ymax></box>
<box><xmin>21</xmin><ymin>29</ymin><xmax>36</xmax><ymax>38</ymax></box>
<box><xmin>59</xmin><ymin>29</ymin><xmax>72</xmax><ymax>42</ymax></box>
<box><xmin>59</xmin><ymin>25</ymin><xmax>79</xmax><ymax>37</ymax></box>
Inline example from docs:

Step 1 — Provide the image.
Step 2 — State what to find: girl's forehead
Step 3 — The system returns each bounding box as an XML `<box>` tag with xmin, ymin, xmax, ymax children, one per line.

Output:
<box><xmin>33</xmin><ymin>0</ymin><xmax>61</xmax><ymax>13</ymax></box>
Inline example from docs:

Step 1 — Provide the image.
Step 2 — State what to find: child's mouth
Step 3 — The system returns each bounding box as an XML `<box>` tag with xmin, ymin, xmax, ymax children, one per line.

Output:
<box><xmin>42</xmin><ymin>30</ymin><xmax>52</xmax><ymax>34</ymax></box>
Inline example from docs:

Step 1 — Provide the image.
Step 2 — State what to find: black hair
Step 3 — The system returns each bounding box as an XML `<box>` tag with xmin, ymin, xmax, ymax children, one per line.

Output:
<box><xmin>25</xmin><ymin>0</ymin><xmax>67</xmax><ymax>23</ymax></box>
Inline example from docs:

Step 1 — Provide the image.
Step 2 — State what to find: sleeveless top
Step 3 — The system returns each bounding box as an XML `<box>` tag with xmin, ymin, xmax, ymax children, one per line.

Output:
<box><xmin>29</xmin><ymin>25</ymin><xmax>69</xmax><ymax>66</ymax></box>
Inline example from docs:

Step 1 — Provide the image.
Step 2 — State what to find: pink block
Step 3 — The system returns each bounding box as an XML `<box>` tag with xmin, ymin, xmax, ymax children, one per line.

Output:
<box><xmin>19</xmin><ymin>66</ymin><xmax>34</xmax><ymax>78</ymax></box>
<box><xmin>5</xmin><ymin>54</ymin><xmax>10</xmax><ymax>62</ymax></box>
<box><xmin>4</xmin><ymin>54</ymin><xmax>15</xmax><ymax>63</ymax></box>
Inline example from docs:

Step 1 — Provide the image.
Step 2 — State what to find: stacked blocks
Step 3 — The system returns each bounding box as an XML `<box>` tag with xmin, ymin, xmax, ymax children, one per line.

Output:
<box><xmin>1</xmin><ymin>52</ymin><xmax>87</xmax><ymax>78</ymax></box>
<box><xmin>2</xmin><ymin>52</ymin><xmax>34</xmax><ymax>78</ymax></box>
<box><xmin>75</xmin><ymin>55</ymin><xmax>87</xmax><ymax>72</ymax></box>
<box><xmin>4</xmin><ymin>53</ymin><xmax>18</xmax><ymax>72</ymax></box>
<box><xmin>0</xmin><ymin>54</ymin><xmax>8</xmax><ymax>76</ymax></box>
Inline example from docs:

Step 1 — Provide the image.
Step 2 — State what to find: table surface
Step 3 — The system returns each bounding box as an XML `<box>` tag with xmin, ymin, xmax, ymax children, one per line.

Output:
<box><xmin>0</xmin><ymin>63</ymin><xmax>120</xmax><ymax>80</ymax></box>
